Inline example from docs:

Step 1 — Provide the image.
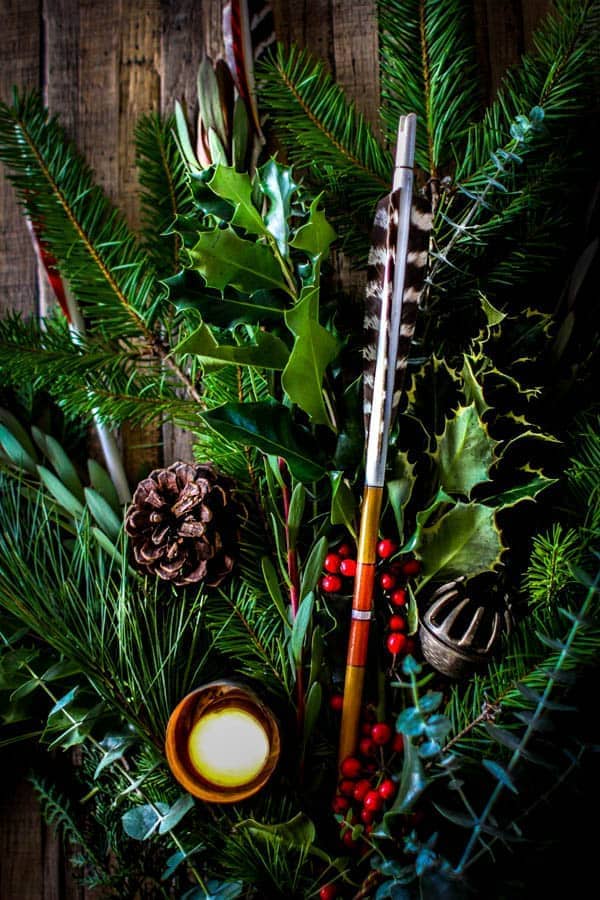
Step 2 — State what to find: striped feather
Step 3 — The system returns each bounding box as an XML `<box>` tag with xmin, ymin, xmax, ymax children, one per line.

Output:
<box><xmin>363</xmin><ymin>192</ymin><xmax>432</xmax><ymax>437</ymax></box>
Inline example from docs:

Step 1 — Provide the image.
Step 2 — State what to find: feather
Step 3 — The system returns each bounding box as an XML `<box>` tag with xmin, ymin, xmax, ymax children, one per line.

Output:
<box><xmin>223</xmin><ymin>0</ymin><xmax>275</xmax><ymax>139</ymax></box>
<box><xmin>363</xmin><ymin>192</ymin><xmax>432</xmax><ymax>439</ymax></box>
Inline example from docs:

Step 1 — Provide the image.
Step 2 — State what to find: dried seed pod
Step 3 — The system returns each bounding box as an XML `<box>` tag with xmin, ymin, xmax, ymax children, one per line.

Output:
<box><xmin>125</xmin><ymin>461</ymin><xmax>244</xmax><ymax>587</ymax></box>
<box><xmin>419</xmin><ymin>578</ymin><xmax>511</xmax><ymax>678</ymax></box>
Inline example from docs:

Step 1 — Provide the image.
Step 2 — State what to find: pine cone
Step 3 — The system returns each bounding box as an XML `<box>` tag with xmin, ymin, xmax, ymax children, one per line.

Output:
<box><xmin>125</xmin><ymin>461</ymin><xmax>243</xmax><ymax>587</ymax></box>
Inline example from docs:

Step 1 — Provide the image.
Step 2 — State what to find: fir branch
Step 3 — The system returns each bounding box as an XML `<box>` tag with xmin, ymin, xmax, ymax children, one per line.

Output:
<box><xmin>135</xmin><ymin>113</ymin><xmax>194</xmax><ymax>279</ymax></box>
<box><xmin>378</xmin><ymin>0</ymin><xmax>480</xmax><ymax>175</ymax></box>
<box><xmin>524</xmin><ymin>524</ymin><xmax>580</xmax><ymax>608</ymax></box>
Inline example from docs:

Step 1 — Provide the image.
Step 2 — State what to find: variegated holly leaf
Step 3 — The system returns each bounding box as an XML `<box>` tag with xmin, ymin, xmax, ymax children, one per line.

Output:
<box><xmin>432</xmin><ymin>403</ymin><xmax>498</xmax><ymax>497</ymax></box>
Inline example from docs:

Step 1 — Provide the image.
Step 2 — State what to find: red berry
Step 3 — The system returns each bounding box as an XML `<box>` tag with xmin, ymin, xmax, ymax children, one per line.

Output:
<box><xmin>377</xmin><ymin>539</ymin><xmax>397</xmax><ymax>559</ymax></box>
<box><xmin>379</xmin><ymin>572</ymin><xmax>397</xmax><ymax>591</ymax></box>
<box><xmin>319</xmin><ymin>885</ymin><xmax>338</xmax><ymax>900</ymax></box>
<box><xmin>392</xmin><ymin>733</ymin><xmax>404</xmax><ymax>753</ymax></box>
<box><xmin>324</xmin><ymin>553</ymin><xmax>342</xmax><ymax>574</ymax></box>
<box><xmin>338</xmin><ymin>542</ymin><xmax>353</xmax><ymax>558</ymax></box>
<box><xmin>363</xmin><ymin>790</ymin><xmax>383</xmax><ymax>812</ymax></box>
<box><xmin>332</xmin><ymin>796</ymin><xmax>349</xmax><ymax>814</ymax></box>
<box><xmin>353</xmin><ymin>779</ymin><xmax>372</xmax><ymax>802</ymax></box>
<box><xmin>378</xmin><ymin>778</ymin><xmax>397</xmax><ymax>800</ymax></box>
<box><xmin>339</xmin><ymin>779</ymin><xmax>356</xmax><ymax>797</ymax></box>
<box><xmin>387</xmin><ymin>632</ymin><xmax>407</xmax><ymax>655</ymax></box>
<box><xmin>341</xmin><ymin>830</ymin><xmax>358</xmax><ymax>849</ymax></box>
<box><xmin>359</xmin><ymin>737</ymin><xmax>375</xmax><ymax>757</ymax></box>
<box><xmin>391</xmin><ymin>588</ymin><xmax>408</xmax><ymax>607</ymax></box>
<box><xmin>371</xmin><ymin>722</ymin><xmax>392</xmax><ymax>745</ymax></box>
<box><xmin>402</xmin><ymin>558</ymin><xmax>421</xmax><ymax>577</ymax></box>
<box><xmin>320</xmin><ymin>574</ymin><xmax>342</xmax><ymax>593</ymax></box>
<box><xmin>360</xmin><ymin>808</ymin><xmax>374</xmax><ymax>824</ymax></box>
<box><xmin>340</xmin><ymin>756</ymin><xmax>362</xmax><ymax>779</ymax></box>
<box><xmin>339</xmin><ymin>557</ymin><xmax>357</xmax><ymax>577</ymax></box>
<box><xmin>388</xmin><ymin>614</ymin><xmax>406</xmax><ymax>632</ymax></box>
<box><xmin>330</xmin><ymin>693</ymin><xmax>344</xmax><ymax>712</ymax></box>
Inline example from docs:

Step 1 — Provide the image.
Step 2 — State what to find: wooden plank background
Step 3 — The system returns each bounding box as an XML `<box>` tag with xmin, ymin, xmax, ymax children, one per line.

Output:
<box><xmin>0</xmin><ymin>0</ymin><xmax>550</xmax><ymax>896</ymax></box>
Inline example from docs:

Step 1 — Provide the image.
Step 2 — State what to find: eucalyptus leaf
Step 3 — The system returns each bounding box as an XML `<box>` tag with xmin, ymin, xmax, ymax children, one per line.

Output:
<box><xmin>189</xmin><ymin>227</ymin><xmax>290</xmax><ymax>295</ymax></box>
<box><xmin>482</xmin><ymin>759</ymin><xmax>519</xmax><ymax>794</ymax></box>
<box><xmin>158</xmin><ymin>794</ymin><xmax>195</xmax><ymax>835</ymax></box>
<box><xmin>201</xmin><ymin>400</ymin><xmax>326</xmax><ymax>483</ymax></box>
<box><xmin>122</xmin><ymin>802</ymin><xmax>170</xmax><ymax>841</ymax></box>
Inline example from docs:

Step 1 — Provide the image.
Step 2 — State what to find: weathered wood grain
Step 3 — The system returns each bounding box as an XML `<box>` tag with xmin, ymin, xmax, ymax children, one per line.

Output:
<box><xmin>0</xmin><ymin>0</ymin><xmax>41</xmax><ymax>317</ymax></box>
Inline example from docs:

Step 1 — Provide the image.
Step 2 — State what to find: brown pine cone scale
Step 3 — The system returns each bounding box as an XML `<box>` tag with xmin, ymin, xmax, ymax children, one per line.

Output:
<box><xmin>125</xmin><ymin>461</ymin><xmax>243</xmax><ymax>587</ymax></box>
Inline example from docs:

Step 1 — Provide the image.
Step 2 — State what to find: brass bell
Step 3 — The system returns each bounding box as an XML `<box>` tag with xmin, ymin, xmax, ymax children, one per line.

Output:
<box><xmin>419</xmin><ymin>578</ymin><xmax>510</xmax><ymax>679</ymax></box>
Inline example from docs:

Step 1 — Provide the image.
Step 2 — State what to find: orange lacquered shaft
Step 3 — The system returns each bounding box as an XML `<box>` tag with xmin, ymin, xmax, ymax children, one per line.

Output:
<box><xmin>338</xmin><ymin>486</ymin><xmax>383</xmax><ymax>763</ymax></box>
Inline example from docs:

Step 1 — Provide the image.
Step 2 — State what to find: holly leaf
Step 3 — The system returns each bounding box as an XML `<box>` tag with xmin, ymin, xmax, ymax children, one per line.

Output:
<box><xmin>483</xmin><ymin>471</ymin><xmax>558</xmax><ymax>510</ymax></box>
<box><xmin>290</xmin><ymin>195</ymin><xmax>336</xmax><ymax>260</ymax></box>
<box><xmin>208</xmin><ymin>166</ymin><xmax>266</xmax><ymax>236</ymax></box>
<box><xmin>201</xmin><ymin>400</ymin><xmax>326</xmax><ymax>482</ymax></box>
<box><xmin>282</xmin><ymin>286</ymin><xmax>340</xmax><ymax>426</ymax></box>
<box><xmin>461</xmin><ymin>355</ymin><xmax>490</xmax><ymax>417</ymax></box>
<box><xmin>433</xmin><ymin>404</ymin><xmax>497</xmax><ymax>497</ymax></box>
<box><xmin>176</xmin><ymin>323</ymin><xmax>289</xmax><ymax>370</ymax></box>
<box><xmin>237</xmin><ymin>812</ymin><xmax>316</xmax><ymax>853</ymax></box>
<box><xmin>260</xmin><ymin>159</ymin><xmax>297</xmax><ymax>257</ymax></box>
<box><xmin>168</xmin><ymin>270</ymin><xmax>285</xmax><ymax>327</ymax></box>
<box><xmin>415</xmin><ymin>502</ymin><xmax>505</xmax><ymax>586</ymax></box>
<box><xmin>188</xmin><ymin>228</ymin><xmax>290</xmax><ymax>295</ymax></box>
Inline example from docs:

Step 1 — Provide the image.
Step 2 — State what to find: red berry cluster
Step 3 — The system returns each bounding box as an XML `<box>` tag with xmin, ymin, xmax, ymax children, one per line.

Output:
<box><xmin>330</xmin><ymin>713</ymin><xmax>404</xmax><ymax>851</ymax></box>
<box><xmin>320</xmin><ymin>542</ymin><xmax>356</xmax><ymax>594</ymax></box>
<box><xmin>375</xmin><ymin>541</ymin><xmax>420</xmax><ymax>659</ymax></box>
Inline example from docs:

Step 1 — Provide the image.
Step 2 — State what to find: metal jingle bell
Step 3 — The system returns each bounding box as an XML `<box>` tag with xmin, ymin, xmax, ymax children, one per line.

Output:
<box><xmin>419</xmin><ymin>578</ymin><xmax>511</xmax><ymax>679</ymax></box>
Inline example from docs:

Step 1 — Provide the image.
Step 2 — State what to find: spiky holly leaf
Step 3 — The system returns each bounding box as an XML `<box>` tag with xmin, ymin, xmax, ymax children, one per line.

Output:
<box><xmin>175</xmin><ymin>323</ymin><xmax>289</xmax><ymax>370</ymax></box>
<box><xmin>188</xmin><ymin>227</ymin><xmax>290</xmax><ymax>295</ymax></box>
<box><xmin>483</xmin><ymin>467</ymin><xmax>558</xmax><ymax>509</ymax></box>
<box><xmin>281</xmin><ymin>285</ymin><xmax>340</xmax><ymax>427</ymax></box>
<box><xmin>433</xmin><ymin>403</ymin><xmax>498</xmax><ymax>497</ymax></box>
<box><xmin>208</xmin><ymin>165</ymin><xmax>266</xmax><ymax>236</ymax></box>
<box><xmin>461</xmin><ymin>355</ymin><xmax>490</xmax><ymax>417</ymax></box>
<box><xmin>290</xmin><ymin>195</ymin><xmax>337</xmax><ymax>261</ymax></box>
<box><xmin>415</xmin><ymin>502</ymin><xmax>505</xmax><ymax>587</ymax></box>
<box><xmin>260</xmin><ymin>159</ymin><xmax>297</xmax><ymax>257</ymax></box>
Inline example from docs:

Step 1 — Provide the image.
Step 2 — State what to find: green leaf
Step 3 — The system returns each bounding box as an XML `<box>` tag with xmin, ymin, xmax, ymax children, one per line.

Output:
<box><xmin>415</xmin><ymin>502</ymin><xmax>505</xmax><ymax>587</ymax></box>
<box><xmin>485</xmin><ymin>473</ymin><xmax>558</xmax><ymax>510</ymax></box>
<box><xmin>175</xmin><ymin>323</ymin><xmax>289</xmax><ymax>370</ymax></box>
<box><xmin>48</xmin><ymin>686</ymin><xmax>78</xmax><ymax>719</ymax></box>
<box><xmin>260</xmin><ymin>159</ymin><xmax>297</xmax><ymax>256</ymax></box>
<box><xmin>122</xmin><ymin>802</ymin><xmax>170</xmax><ymax>841</ymax></box>
<box><xmin>480</xmin><ymin>294</ymin><xmax>507</xmax><ymax>327</ymax></box>
<box><xmin>84</xmin><ymin>487</ymin><xmax>122</xmax><ymax>541</ymax></box>
<box><xmin>291</xmin><ymin>591</ymin><xmax>315</xmax><ymax>665</ymax></box>
<box><xmin>290</xmin><ymin>195</ymin><xmax>336</xmax><ymax>260</ymax></box>
<box><xmin>188</xmin><ymin>227</ymin><xmax>291</xmax><ymax>295</ymax></box>
<box><xmin>329</xmin><ymin>471</ymin><xmax>357</xmax><ymax>536</ymax></box>
<box><xmin>402</xmin><ymin>488</ymin><xmax>453</xmax><ymax>554</ymax></box>
<box><xmin>261</xmin><ymin>556</ymin><xmax>290</xmax><ymax>626</ymax></box>
<box><xmin>31</xmin><ymin>427</ymin><xmax>84</xmax><ymax>501</ymax></box>
<box><xmin>282</xmin><ymin>286</ymin><xmax>340</xmax><ymax>426</ymax></box>
<box><xmin>396</xmin><ymin>707</ymin><xmax>425</xmax><ymax>736</ymax></box>
<box><xmin>482</xmin><ymin>759</ymin><xmax>519</xmax><ymax>794</ymax></box>
<box><xmin>37</xmin><ymin>465</ymin><xmax>85</xmax><ymax>518</ymax></box>
<box><xmin>174</xmin><ymin>101</ymin><xmax>202</xmax><ymax>173</ymax></box>
<box><xmin>237</xmin><ymin>812</ymin><xmax>316</xmax><ymax>853</ymax></box>
<box><xmin>87</xmin><ymin>459</ymin><xmax>121</xmax><ymax>513</ymax></box>
<box><xmin>303</xmin><ymin>680</ymin><xmax>322</xmax><ymax>744</ymax></box>
<box><xmin>158</xmin><ymin>794</ymin><xmax>195</xmax><ymax>835</ymax></box>
<box><xmin>287</xmin><ymin>482</ymin><xmax>306</xmax><ymax>549</ymax></box>
<box><xmin>461</xmin><ymin>356</ymin><xmax>490</xmax><ymax>417</ymax></box>
<box><xmin>182</xmin><ymin>882</ymin><xmax>243</xmax><ymax>900</ymax></box>
<box><xmin>208</xmin><ymin>166</ymin><xmax>266</xmax><ymax>236</ymax></box>
<box><xmin>95</xmin><ymin>735</ymin><xmax>135</xmax><ymax>778</ymax></box>
<box><xmin>300</xmin><ymin>537</ymin><xmax>328</xmax><ymax>601</ymax></box>
<box><xmin>382</xmin><ymin>739</ymin><xmax>427</xmax><ymax>826</ymax></box>
<box><xmin>201</xmin><ymin>400</ymin><xmax>326</xmax><ymax>483</ymax></box>
<box><xmin>434</xmin><ymin>404</ymin><xmax>497</xmax><ymax>497</ymax></box>
<box><xmin>0</xmin><ymin>408</ymin><xmax>38</xmax><ymax>460</ymax></box>
<box><xmin>406</xmin><ymin>584</ymin><xmax>419</xmax><ymax>636</ymax></box>
<box><xmin>0</xmin><ymin>424</ymin><xmax>37</xmax><ymax>474</ymax></box>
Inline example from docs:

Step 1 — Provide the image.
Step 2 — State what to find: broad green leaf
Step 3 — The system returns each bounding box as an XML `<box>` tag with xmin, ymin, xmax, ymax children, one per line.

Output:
<box><xmin>282</xmin><ymin>286</ymin><xmax>340</xmax><ymax>426</ymax></box>
<box><xmin>287</xmin><ymin>482</ymin><xmax>306</xmax><ymax>549</ymax></box>
<box><xmin>329</xmin><ymin>471</ymin><xmax>357</xmax><ymax>536</ymax></box>
<box><xmin>37</xmin><ymin>465</ymin><xmax>84</xmax><ymax>518</ymax></box>
<box><xmin>388</xmin><ymin>451</ymin><xmax>417</xmax><ymax>542</ymax></box>
<box><xmin>260</xmin><ymin>159</ymin><xmax>297</xmax><ymax>256</ymax></box>
<box><xmin>415</xmin><ymin>502</ymin><xmax>504</xmax><ymax>587</ymax></box>
<box><xmin>32</xmin><ymin>428</ymin><xmax>84</xmax><ymax>502</ymax></box>
<box><xmin>174</xmin><ymin>101</ymin><xmax>202</xmax><ymax>173</ymax></box>
<box><xmin>291</xmin><ymin>591</ymin><xmax>315</xmax><ymax>664</ymax></box>
<box><xmin>290</xmin><ymin>195</ymin><xmax>336</xmax><ymax>260</ymax></box>
<box><xmin>300</xmin><ymin>537</ymin><xmax>328</xmax><ymax>600</ymax></box>
<box><xmin>122</xmin><ymin>802</ymin><xmax>170</xmax><ymax>841</ymax></box>
<box><xmin>87</xmin><ymin>459</ymin><xmax>121</xmax><ymax>513</ymax></box>
<box><xmin>303</xmin><ymin>681</ymin><xmax>322</xmax><ymax>743</ymax></box>
<box><xmin>84</xmin><ymin>487</ymin><xmax>122</xmax><ymax>541</ymax></box>
<box><xmin>402</xmin><ymin>488</ymin><xmax>453</xmax><ymax>554</ymax></box>
<box><xmin>158</xmin><ymin>794</ymin><xmax>195</xmax><ymax>835</ymax></box>
<box><xmin>0</xmin><ymin>408</ymin><xmax>37</xmax><ymax>459</ymax></box>
<box><xmin>261</xmin><ymin>557</ymin><xmax>289</xmax><ymax>626</ymax></box>
<box><xmin>238</xmin><ymin>812</ymin><xmax>316</xmax><ymax>852</ymax></box>
<box><xmin>176</xmin><ymin>323</ymin><xmax>289</xmax><ymax>370</ymax></box>
<box><xmin>201</xmin><ymin>400</ymin><xmax>326</xmax><ymax>483</ymax></box>
<box><xmin>0</xmin><ymin>424</ymin><xmax>37</xmax><ymax>474</ymax></box>
<box><xmin>189</xmin><ymin>227</ymin><xmax>290</xmax><ymax>295</ymax></box>
<box><xmin>433</xmin><ymin>404</ymin><xmax>497</xmax><ymax>496</ymax></box>
<box><xmin>209</xmin><ymin>166</ymin><xmax>266</xmax><ymax>236</ymax></box>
